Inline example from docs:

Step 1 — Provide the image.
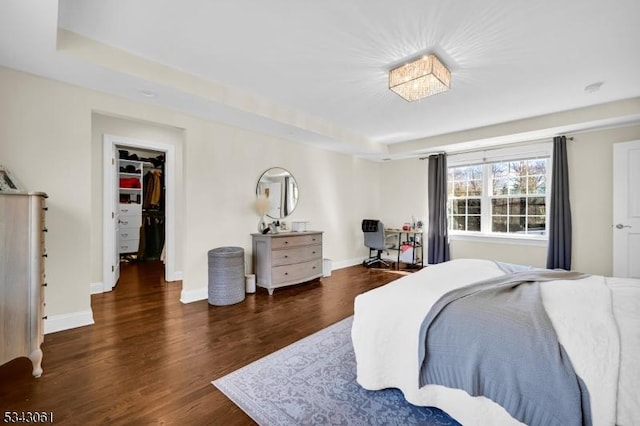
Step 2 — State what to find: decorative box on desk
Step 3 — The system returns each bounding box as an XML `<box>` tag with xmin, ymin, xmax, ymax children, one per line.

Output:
<box><xmin>251</xmin><ymin>231</ymin><xmax>323</xmax><ymax>295</ymax></box>
<box><xmin>291</xmin><ymin>220</ymin><xmax>310</xmax><ymax>232</ymax></box>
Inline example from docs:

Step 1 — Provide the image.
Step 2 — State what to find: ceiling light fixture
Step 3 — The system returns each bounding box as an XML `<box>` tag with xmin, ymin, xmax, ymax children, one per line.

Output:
<box><xmin>584</xmin><ymin>81</ymin><xmax>604</xmax><ymax>93</ymax></box>
<box><xmin>389</xmin><ymin>54</ymin><xmax>451</xmax><ymax>102</ymax></box>
<box><xmin>139</xmin><ymin>89</ymin><xmax>157</xmax><ymax>98</ymax></box>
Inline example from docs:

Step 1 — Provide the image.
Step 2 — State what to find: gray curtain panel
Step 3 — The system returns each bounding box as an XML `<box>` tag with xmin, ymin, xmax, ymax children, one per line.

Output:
<box><xmin>428</xmin><ymin>153</ymin><xmax>451</xmax><ymax>264</ymax></box>
<box><xmin>546</xmin><ymin>136</ymin><xmax>572</xmax><ymax>270</ymax></box>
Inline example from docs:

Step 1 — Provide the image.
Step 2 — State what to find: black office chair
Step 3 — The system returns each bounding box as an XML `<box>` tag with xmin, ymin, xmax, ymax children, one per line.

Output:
<box><xmin>362</xmin><ymin>219</ymin><xmax>394</xmax><ymax>268</ymax></box>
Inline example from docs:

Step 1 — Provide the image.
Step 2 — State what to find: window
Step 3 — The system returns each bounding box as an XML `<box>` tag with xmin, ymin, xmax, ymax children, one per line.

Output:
<box><xmin>489</xmin><ymin>159</ymin><xmax>547</xmax><ymax>235</ymax></box>
<box><xmin>446</xmin><ymin>146</ymin><xmax>550</xmax><ymax>239</ymax></box>
<box><xmin>448</xmin><ymin>164</ymin><xmax>483</xmax><ymax>232</ymax></box>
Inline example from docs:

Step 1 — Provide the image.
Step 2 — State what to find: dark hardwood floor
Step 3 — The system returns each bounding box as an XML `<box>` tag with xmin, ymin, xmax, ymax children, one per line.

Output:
<box><xmin>0</xmin><ymin>261</ymin><xmax>402</xmax><ymax>425</ymax></box>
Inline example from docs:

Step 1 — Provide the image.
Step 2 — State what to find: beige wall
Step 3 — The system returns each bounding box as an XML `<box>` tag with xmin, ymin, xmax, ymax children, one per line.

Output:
<box><xmin>179</xmin><ymin>120</ymin><xmax>381</xmax><ymax>299</ymax></box>
<box><xmin>449</xmin><ymin>240</ymin><xmax>547</xmax><ymax>267</ymax></box>
<box><xmin>1</xmin><ymin>69</ymin><xmax>93</xmax><ymax>324</ymax></box>
<box><xmin>380</xmin><ymin>125</ymin><xmax>640</xmax><ymax>275</ymax></box>
<box><xmin>0</xmin><ymin>66</ymin><xmax>380</xmax><ymax>330</ymax></box>
<box><xmin>568</xmin><ymin>125</ymin><xmax>640</xmax><ymax>276</ymax></box>
<box><xmin>379</xmin><ymin>159</ymin><xmax>428</xmax><ymax>229</ymax></box>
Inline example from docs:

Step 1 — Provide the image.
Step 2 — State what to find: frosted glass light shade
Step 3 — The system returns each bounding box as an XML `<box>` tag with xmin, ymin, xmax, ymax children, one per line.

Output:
<box><xmin>389</xmin><ymin>54</ymin><xmax>451</xmax><ymax>102</ymax></box>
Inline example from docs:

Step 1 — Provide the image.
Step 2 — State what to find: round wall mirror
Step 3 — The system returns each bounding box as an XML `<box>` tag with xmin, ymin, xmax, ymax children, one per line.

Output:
<box><xmin>256</xmin><ymin>167</ymin><xmax>299</xmax><ymax>219</ymax></box>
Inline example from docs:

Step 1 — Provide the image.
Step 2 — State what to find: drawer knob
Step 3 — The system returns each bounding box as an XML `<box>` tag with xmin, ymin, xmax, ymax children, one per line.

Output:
<box><xmin>43</xmin><ymin>207</ymin><xmax>48</xmax><ymax>211</ymax></box>
<box><xmin>312</xmin><ymin>251</ymin><xmax>316</xmax><ymax>254</ymax></box>
<box><xmin>42</xmin><ymin>316</ymin><xmax>48</xmax><ymax>320</ymax></box>
<box><xmin>42</xmin><ymin>253</ymin><xmax>48</xmax><ymax>258</ymax></box>
<box><xmin>284</xmin><ymin>241</ymin><xmax>289</xmax><ymax>244</ymax></box>
<box><xmin>312</xmin><ymin>266</ymin><xmax>316</xmax><ymax>269</ymax></box>
<box><xmin>285</xmin><ymin>272</ymin><xmax>289</xmax><ymax>275</ymax></box>
<box><xmin>284</xmin><ymin>255</ymin><xmax>288</xmax><ymax>258</ymax></box>
<box><xmin>43</xmin><ymin>283</ymin><xmax>47</xmax><ymax>287</ymax></box>
<box><xmin>43</xmin><ymin>227</ymin><xmax>48</xmax><ymax>232</ymax></box>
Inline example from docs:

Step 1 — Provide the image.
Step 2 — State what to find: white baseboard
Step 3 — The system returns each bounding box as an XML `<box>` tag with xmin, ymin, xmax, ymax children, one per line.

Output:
<box><xmin>44</xmin><ymin>309</ymin><xmax>95</xmax><ymax>334</ymax></box>
<box><xmin>331</xmin><ymin>257</ymin><xmax>366</xmax><ymax>270</ymax></box>
<box><xmin>168</xmin><ymin>270</ymin><xmax>183</xmax><ymax>282</ymax></box>
<box><xmin>180</xmin><ymin>287</ymin><xmax>207</xmax><ymax>304</ymax></box>
<box><xmin>90</xmin><ymin>282</ymin><xmax>103</xmax><ymax>295</ymax></box>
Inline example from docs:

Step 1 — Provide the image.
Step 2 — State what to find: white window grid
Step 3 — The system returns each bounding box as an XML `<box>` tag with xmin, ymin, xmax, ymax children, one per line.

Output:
<box><xmin>446</xmin><ymin>145</ymin><xmax>552</xmax><ymax>240</ymax></box>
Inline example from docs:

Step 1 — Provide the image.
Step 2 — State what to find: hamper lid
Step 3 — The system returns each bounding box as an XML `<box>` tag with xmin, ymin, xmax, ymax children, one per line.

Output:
<box><xmin>208</xmin><ymin>246</ymin><xmax>244</xmax><ymax>257</ymax></box>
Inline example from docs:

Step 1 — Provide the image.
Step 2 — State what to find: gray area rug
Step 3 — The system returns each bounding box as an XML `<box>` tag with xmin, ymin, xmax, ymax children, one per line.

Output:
<box><xmin>213</xmin><ymin>316</ymin><xmax>461</xmax><ymax>425</ymax></box>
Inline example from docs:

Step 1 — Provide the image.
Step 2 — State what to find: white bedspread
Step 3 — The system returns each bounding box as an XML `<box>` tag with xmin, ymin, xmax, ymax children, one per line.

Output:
<box><xmin>352</xmin><ymin>259</ymin><xmax>627</xmax><ymax>426</ymax></box>
<box><xmin>607</xmin><ymin>278</ymin><xmax>640</xmax><ymax>426</ymax></box>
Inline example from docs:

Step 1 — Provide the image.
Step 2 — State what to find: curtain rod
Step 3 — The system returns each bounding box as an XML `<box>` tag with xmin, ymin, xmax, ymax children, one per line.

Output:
<box><xmin>418</xmin><ymin>137</ymin><xmax>573</xmax><ymax>160</ymax></box>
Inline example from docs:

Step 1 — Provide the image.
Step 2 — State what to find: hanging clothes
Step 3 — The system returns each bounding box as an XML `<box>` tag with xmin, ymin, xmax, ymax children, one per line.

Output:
<box><xmin>138</xmin><ymin>211</ymin><xmax>165</xmax><ymax>261</ymax></box>
<box><xmin>143</xmin><ymin>170</ymin><xmax>162</xmax><ymax>209</ymax></box>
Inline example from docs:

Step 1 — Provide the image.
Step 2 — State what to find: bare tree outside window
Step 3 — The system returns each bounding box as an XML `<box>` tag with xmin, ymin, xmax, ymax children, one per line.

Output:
<box><xmin>447</xmin><ymin>165</ymin><xmax>483</xmax><ymax>232</ymax></box>
<box><xmin>447</xmin><ymin>158</ymin><xmax>548</xmax><ymax>236</ymax></box>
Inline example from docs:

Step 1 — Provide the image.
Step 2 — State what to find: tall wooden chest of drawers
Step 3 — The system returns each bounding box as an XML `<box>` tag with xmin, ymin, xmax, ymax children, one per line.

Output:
<box><xmin>0</xmin><ymin>192</ymin><xmax>47</xmax><ymax>377</ymax></box>
<box><xmin>252</xmin><ymin>231</ymin><xmax>323</xmax><ymax>295</ymax></box>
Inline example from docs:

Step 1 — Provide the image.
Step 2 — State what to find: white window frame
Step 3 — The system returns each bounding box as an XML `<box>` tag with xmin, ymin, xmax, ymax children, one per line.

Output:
<box><xmin>447</xmin><ymin>142</ymin><xmax>552</xmax><ymax>246</ymax></box>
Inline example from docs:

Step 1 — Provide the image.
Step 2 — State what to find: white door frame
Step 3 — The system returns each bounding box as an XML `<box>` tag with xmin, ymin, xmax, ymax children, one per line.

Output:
<box><xmin>613</xmin><ymin>139</ymin><xmax>640</xmax><ymax>278</ymax></box>
<box><xmin>102</xmin><ymin>134</ymin><xmax>178</xmax><ymax>291</ymax></box>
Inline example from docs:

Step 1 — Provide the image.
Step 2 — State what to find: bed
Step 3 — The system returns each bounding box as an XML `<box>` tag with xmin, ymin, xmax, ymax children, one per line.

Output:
<box><xmin>352</xmin><ymin>258</ymin><xmax>640</xmax><ymax>426</ymax></box>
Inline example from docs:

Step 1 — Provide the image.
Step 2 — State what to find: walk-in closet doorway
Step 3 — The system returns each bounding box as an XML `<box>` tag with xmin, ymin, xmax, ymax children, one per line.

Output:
<box><xmin>102</xmin><ymin>134</ymin><xmax>178</xmax><ymax>292</ymax></box>
<box><xmin>117</xmin><ymin>146</ymin><xmax>165</xmax><ymax>262</ymax></box>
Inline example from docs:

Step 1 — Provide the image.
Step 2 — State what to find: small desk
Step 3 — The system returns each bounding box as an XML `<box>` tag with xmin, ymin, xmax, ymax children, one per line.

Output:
<box><xmin>385</xmin><ymin>229</ymin><xmax>424</xmax><ymax>270</ymax></box>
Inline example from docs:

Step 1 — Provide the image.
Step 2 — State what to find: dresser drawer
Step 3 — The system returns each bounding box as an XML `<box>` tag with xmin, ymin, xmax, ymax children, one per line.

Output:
<box><xmin>271</xmin><ymin>259</ymin><xmax>322</xmax><ymax>285</ymax></box>
<box><xmin>118</xmin><ymin>215</ymin><xmax>141</xmax><ymax>229</ymax></box>
<box><xmin>119</xmin><ymin>240</ymin><xmax>139</xmax><ymax>253</ymax></box>
<box><xmin>118</xmin><ymin>228</ymin><xmax>140</xmax><ymax>241</ymax></box>
<box><xmin>119</xmin><ymin>203</ymin><xmax>142</xmax><ymax>215</ymax></box>
<box><xmin>272</xmin><ymin>244</ymin><xmax>322</xmax><ymax>266</ymax></box>
<box><xmin>271</xmin><ymin>234</ymin><xmax>322</xmax><ymax>249</ymax></box>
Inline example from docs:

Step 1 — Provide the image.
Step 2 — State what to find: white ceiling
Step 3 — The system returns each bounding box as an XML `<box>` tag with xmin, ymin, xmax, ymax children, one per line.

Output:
<box><xmin>2</xmin><ymin>0</ymin><xmax>640</xmax><ymax>159</ymax></box>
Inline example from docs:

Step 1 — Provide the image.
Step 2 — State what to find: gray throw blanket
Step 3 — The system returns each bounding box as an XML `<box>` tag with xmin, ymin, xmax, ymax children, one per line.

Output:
<box><xmin>417</xmin><ymin>263</ymin><xmax>592</xmax><ymax>426</ymax></box>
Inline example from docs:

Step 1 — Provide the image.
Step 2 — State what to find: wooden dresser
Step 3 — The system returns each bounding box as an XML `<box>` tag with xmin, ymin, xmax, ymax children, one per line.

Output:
<box><xmin>0</xmin><ymin>192</ymin><xmax>47</xmax><ymax>377</ymax></box>
<box><xmin>252</xmin><ymin>231</ymin><xmax>323</xmax><ymax>295</ymax></box>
